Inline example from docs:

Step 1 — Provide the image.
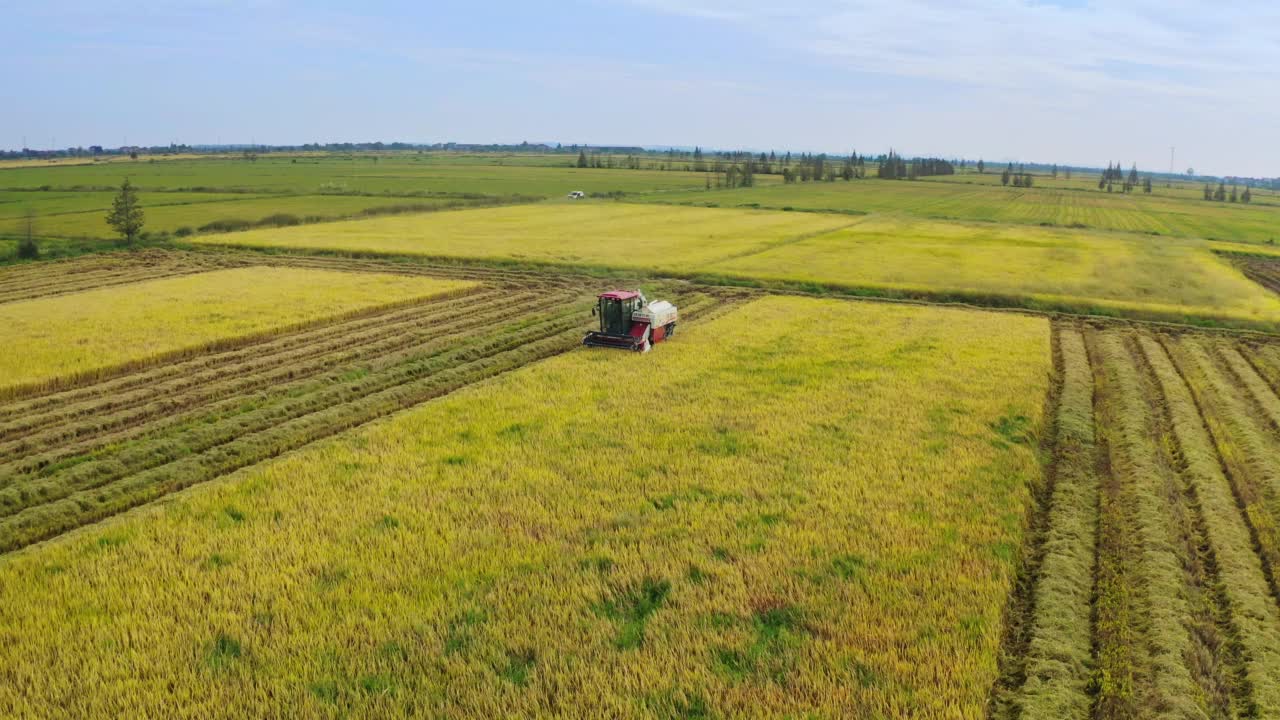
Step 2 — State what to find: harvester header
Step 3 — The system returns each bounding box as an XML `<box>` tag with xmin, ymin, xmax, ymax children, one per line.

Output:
<box><xmin>583</xmin><ymin>290</ymin><xmax>677</xmax><ymax>352</ymax></box>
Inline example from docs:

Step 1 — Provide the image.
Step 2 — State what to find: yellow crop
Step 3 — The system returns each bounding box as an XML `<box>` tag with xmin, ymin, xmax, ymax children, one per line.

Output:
<box><xmin>706</xmin><ymin>215</ymin><xmax>1280</xmax><ymax>325</ymax></box>
<box><xmin>194</xmin><ymin>204</ymin><xmax>1280</xmax><ymax>328</ymax></box>
<box><xmin>0</xmin><ymin>267</ymin><xmax>474</xmax><ymax>395</ymax></box>
<box><xmin>193</xmin><ymin>203</ymin><xmax>857</xmax><ymax>270</ymax></box>
<box><xmin>0</xmin><ymin>296</ymin><xmax>1049</xmax><ymax>718</ymax></box>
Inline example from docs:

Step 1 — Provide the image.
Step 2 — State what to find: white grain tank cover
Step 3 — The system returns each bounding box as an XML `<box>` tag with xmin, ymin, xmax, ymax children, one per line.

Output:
<box><xmin>633</xmin><ymin>300</ymin><xmax>677</xmax><ymax>326</ymax></box>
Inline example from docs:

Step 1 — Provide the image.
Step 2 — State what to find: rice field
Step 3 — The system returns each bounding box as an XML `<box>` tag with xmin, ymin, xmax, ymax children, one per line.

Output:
<box><xmin>648</xmin><ymin>178</ymin><xmax>1280</xmax><ymax>244</ymax></box>
<box><xmin>192</xmin><ymin>203</ymin><xmax>858</xmax><ymax>270</ymax></box>
<box><xmin>705</xmin><ymin>215</ymin><xmax>1280</xmax><ymax>327</ymax></box>
<box><xmin>198</xmin><ymin>204</ymin><xmax>1280</xmax><ymax>329</ymax></box>
<box><xmin>0</xmin><ymin>154</ymin><xmax>724</xmax><ymax>196</ymax></box>
<box><xmin>0</xmin><ymin>267</ymin><xmax>475</xmax><ymax>396</ymax></box>
<box><xmin>18</xmin><ymin>194</ymin><xmax>477</xmax><ymax>239</ymax></box>
<box><xmin>5</xmin><ymin>151</ymin><xmax>1280</xmax><ymax>718</ymax></box>
<box><xmin>0</xmin><ymin>295</ymin><xmax>1050</xmax><ymax>718</ymax></box>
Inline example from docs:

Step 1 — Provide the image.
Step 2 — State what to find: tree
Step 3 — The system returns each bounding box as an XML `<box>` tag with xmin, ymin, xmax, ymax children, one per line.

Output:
<box><xmin>576</xmin><ymin>150</ymin><xmax>588</xmax><ymax>168</ymax></box>
<box><xmin>1204</xmin><ymin>183</ymin><xmax>1213</xmax><ymax>201</ymax></box>
<box><xmin>1243</xmin><ymin>187</ymin><xmax>1253</xmax><ymax>203</ymax></box>
<box><xmin>17</xmin><ymin>209</ymin><xmax>39</xmax><ymax>259</ymax></box>
<box><xmin>1143</xmin><ymin>176</ymin><xmax>1153</xmax><ymax>194</ymax></box>
<box><xmin>1001</xmin><ymin>166</ymin><xmax>1011</xmax><ymax>186</ymax></box>
<box><xmin>1127</xmin><ymin>163</ymin><xmax>1139</xmax><ymax>188</ymax></box>
<box><xmin>1098</xmin><ymin>174</ymin><xmax>1107</xmax><ymax>190</ymax></box>
<box><xmin>1230</xmin><ymin>184</ymin><xmax>1239</xmax><ymax>203</ymax></box>
<box><xmin>1051</xmin><ymin>164</ymin><xmax>1059</xmax><ymax>178</ymax></box>
<box><xmin>1214</xmin><ymin>181</ymin><xmax>1227</xmax><ymax>202</ymax></box>
<box><xmin>106</xmin><ymin>178</ymin><xmax>145</xmax><ymax>243</ymax></box>
<box><xmin>977</xmin><ymin>159</ymin><xmax>985</xmax><ymax>174</ymax></box>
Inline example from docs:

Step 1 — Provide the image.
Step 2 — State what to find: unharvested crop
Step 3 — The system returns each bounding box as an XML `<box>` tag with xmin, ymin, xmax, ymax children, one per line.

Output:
<box><xmin>0</xmin><ymin>296</ymin><xmax>1050</xmax><ymax>718</ymax></box>
<box><xmin>192</xmin><ymin>202</ymin><xmax>857</xmax><ymax>270</ymax></box>
<box><xmin>704</xmin><ymin>216</ymin><xmax>1280</xmax><ymax>328</ymax></box>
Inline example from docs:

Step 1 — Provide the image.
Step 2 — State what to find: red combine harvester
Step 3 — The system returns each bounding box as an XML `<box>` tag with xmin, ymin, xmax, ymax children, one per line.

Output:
<box><xmin>583</xmin><ymin>290</ymin><xmax>678</xmax><ymax>352</ymax></box>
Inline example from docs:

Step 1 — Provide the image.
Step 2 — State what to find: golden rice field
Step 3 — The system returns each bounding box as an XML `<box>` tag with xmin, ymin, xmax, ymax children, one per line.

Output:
<box><xmin>0</xmin><ymin>267</ymin><xmax>475</xmax><ymax>396</ymax></box>
<box><xmin>192</xmin><ymin>202</ymin><xmax>857</xmax><ymax>269</ymax></box>
<box><xmin>0</xmin><ymin>295</ymin><xmax>1050</xmax><ymax>719</ymax></box>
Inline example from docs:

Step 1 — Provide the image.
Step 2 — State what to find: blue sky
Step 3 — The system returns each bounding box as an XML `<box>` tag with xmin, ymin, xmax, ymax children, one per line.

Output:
<box><xmin>6</xmin><ymin>0</ymin><xmax>1278</xmax><ymax>177</ymax></box>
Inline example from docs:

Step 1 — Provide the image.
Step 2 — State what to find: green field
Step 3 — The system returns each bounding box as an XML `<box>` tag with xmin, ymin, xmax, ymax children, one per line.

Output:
<box><xmin>647</xmin><ymin>177</ymin><xmax>1280</xmax><ymax>244</ymax></box>
<box><xmin>0</xmin><ymin>155</ymin><xmax>729</xmax><ymax>197</ymax></box>
<box><xmin>21</xmin><ymin>194</ymin><xmax>474</xmax><ymax>239</ymax></box>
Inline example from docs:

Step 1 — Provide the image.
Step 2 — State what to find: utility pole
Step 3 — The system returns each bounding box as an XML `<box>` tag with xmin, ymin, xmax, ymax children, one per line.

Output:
<box><xmin>1168</xmin><ymin>146</ymin><xmax>1175</xmax><ymax>188</ymax></box>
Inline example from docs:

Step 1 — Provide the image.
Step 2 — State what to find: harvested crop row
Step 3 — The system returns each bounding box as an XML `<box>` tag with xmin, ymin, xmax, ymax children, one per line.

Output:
<box><xmin>1</xmin><ymin>287</ymin><xmax>731</xmax><ymax>468</ymax></box>
<box><xmin>0</xmin><ymin>309</ymin><xmax>591</xmax><ymax>551</ymax></box>
<box><xmin>1164</xmin><ymin>336</ymin><xmax>1280</xmax><ymax>599</ymax></box>
<box><xmin>0</xmin><ymin>286</ymin><xmax>739</xmax><ymax>551</ymax></box>
<box><xmin>1136</xmin><ymin>334</ymin><xmax>1280</xmax><ymax>715</ymax></box>
<box><xmin>0</xmin><ymin>268</ymin><xmax>480</xmax><ymax>400</ymax></box>
<box><xmin>0</xmin><ymin>306</ymin><xmax>588</xmax><ymax>509</ymax></box>
<box><xmin>1012</xmin><ymin>325</ymin><xmax>1098</xmax><ymax>720</ymax></box>
<box><xmin>1090</xmin><ymin>330</ymin><xmax>1231</xmax><ymax>718</ymax></box>
<box><xmin>0</xmin><ymin>292</ymin><xmax>555</xmax><ymax>476</ymax></box>
<box><xmin>2</xmin><ymin>287</ymin><xmax>729</xmax><ymax>481</ymax></box>
<box><xmin>0</xmin><ymin>287</ymin><xmax>523</xmax><ymax>446</ymax></box>
<box><xmin>0</xmin><ymin>284</ymin><xmax>509</xmax><ymax>422</ymax></box>
<box><xmin>0</xmin><ymin>251</ymin><xmax>247</xmax><ymax>303</ymax></box>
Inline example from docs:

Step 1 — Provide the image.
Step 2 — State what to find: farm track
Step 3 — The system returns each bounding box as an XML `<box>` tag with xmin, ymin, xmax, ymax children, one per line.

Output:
<box><xmin>998</xmin><ymin>320</ymin><xmax>1280</xmax><ymax>718</ymax></box>
<box><xmin>0</xmin><ymin>251</ymin><xmax>745</xmax><ymax>552</ymax></box>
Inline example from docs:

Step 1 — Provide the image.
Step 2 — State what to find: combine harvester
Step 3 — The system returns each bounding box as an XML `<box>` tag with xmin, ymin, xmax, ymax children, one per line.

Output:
<box><xmin>583</xmin><ymin>290</ymin><xmax>678</xmax><ymax>353</ymax></box>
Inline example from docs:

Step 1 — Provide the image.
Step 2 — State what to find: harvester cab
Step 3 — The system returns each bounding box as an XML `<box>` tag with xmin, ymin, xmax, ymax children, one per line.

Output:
<box><xmin>583</xmin><ymin>290</ymin><xmax>677</xmax><ymax>352</ymax></box>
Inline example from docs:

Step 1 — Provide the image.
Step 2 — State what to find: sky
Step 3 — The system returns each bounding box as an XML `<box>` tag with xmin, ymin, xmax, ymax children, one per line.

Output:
<box><xmin>5</xmin><ymin>0</ymin><xmax>1278</xmax><ymax>177</ymax></box>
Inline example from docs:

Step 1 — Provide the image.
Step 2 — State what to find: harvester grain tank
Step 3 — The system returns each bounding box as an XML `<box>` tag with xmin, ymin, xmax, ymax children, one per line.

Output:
<box><xmin>583</xmin><ymin>290</ymin><xmax>677</xmax><ymax>352</ymax></box>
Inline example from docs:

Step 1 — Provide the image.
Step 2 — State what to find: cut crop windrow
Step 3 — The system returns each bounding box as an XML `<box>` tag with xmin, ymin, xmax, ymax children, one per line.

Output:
<box><xmin>1091</xmin><ymin>330</ymin><xmax>1210</xmax><ymax>719</ymax></box>
<box><xmin>0</xmin><ymin>313</ymin><xmax>594</xmax><ymax>552</ymax></box>
<box><xmin>1162</xmin><ymin>335</ymin><xmax>1280</xmax><ymax>604</ymax></box>
<box><xmin>1138</xmin><ymin>333</ymin><xmax>1280</xmax><ymax>716</ymax></box>
<box><xmin>1011</xmin><ymin>325</ymin><xmax>1099</xmax><ymax>720</ymax></box>
<box><xmin>0</xmin><ymin>307</ymin><xmax>589</xmax><ymax>509</ymax></box>
<box><xmin>0</xmin><ymin>288</ymin><xmax>536</xmax><ymax>449</ymax></box>
<box><xmin>0</xmin><ymin>293</ymin><xmax>557</xmax><ymax>474</ymax></box>
<box><xmin>0</xmin><ymin>283</ymin><xmax>505</xmax><ymax>422</ymax></box>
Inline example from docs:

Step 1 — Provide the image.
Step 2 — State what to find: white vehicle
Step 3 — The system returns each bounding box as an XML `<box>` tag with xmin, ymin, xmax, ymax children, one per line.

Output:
<box><xmin>567</xmin><ymin>190</ymin><xmax>585</xmax><ymax>199</ymax></box>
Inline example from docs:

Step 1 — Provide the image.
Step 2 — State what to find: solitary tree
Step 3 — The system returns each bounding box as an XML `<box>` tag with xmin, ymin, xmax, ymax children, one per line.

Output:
<box><xmin>17</xmin><ymin>209</ymin><xmax>39</xmax><ymax>259</ymax></box>
<box><xmin>977</xmin><ymin>158</ymin><xmax>985</xmax><ymax>174</ymax></box>
<box><xmin>576</xmin><ymin>150</ymin><xmax>588</xmax><ymax>168</ymax></box>
<box><xmin>106</xmin><ymin>178</ymin><xmax>145</xmax><ymax>243</ymax></box>
<box><xmin>1143</xmin><ymin>176</ymin><xmax>1153</xmax><ymax>193</ymax></box>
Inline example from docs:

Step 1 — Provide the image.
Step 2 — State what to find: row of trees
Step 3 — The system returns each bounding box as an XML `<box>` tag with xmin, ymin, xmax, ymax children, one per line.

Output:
<box><xmin>1203</xmin><ymin>181</ymin><xmax>1252</xmax><ymax>203</ymax></box>
<box><xmin>876</xmin><ymin>151</ymin><xmax>955</xmax><ymax>180</ymax></box>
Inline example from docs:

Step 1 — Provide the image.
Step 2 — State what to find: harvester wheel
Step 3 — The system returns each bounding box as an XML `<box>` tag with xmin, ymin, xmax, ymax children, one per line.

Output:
<box><xmin>665</xmin><ymin>322</ymin><xmax>676</xmax><ymax>337</ymax></box>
